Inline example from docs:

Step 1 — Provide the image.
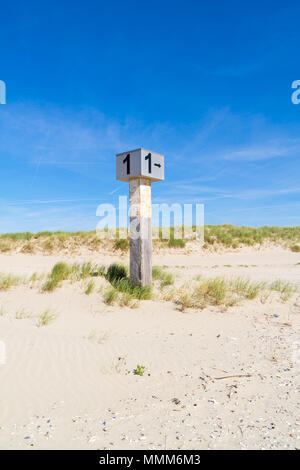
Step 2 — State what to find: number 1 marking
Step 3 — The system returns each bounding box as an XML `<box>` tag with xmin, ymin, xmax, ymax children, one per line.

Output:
<box><xmin>123</xmin><ymin>154</ymin><xmax>130</xmax><ymax>175</ymax></box>
<box><xmin>145</xmin><ymin>153</ymin><xmax>152</xmax><ymax>173</ymax></box>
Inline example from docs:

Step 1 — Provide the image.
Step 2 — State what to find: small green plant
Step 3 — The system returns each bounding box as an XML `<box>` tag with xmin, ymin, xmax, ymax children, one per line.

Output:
<box><xmin>79</xmin><ymin>262</ymin><xmax>94</xmax><ymax>279</ymax></box>
<box><xmin>291</xmin><ymin>245</ymin><xmax>300</xmax><ymax>252</ymax></box>
<box><xmin>152</xmin><ymin>266</ymin><xmax>170</xmax><ymax>279</ymax></box>
<box><xmin>43</xmin><ymin>239</ymin><xmax>54</xmax><ymax>252</ymax></box>
<box><xmin>113</xmin><ymin>278</ymin><xmax>152</xmax><ymax>299</ymax></box>
<box><xmin>160</xmin><ymin>273</ymin><xmax>174</xmax><ymax>288</ymax></box>
<box><xmin>134</xmin><ymin>365</ymin><xmax>146</xmax><ymax>376</ymax></box>
<box><xmin>30</xmin><ymin>272</ymin><xmax>45</xmax><ymax>282</ymax></box>
<box><xmin>0</xmin><ymin>242</ymin><xmax>11</xmax><ymax>252</ymax></box>
<box><xmin>42</xmin><ymin>278</ymin><xmax>59</xmax><ymax>292</ymax></box>
<box><xmin>168</xmin><ymin>238</ymin><xmax>185</xmax><ymax>248</ymax></box>
<box><xmin>71</xmin><ymin>262</ymin><xmax>106</xmax><ymax>281</ymax></box>
<box><xmin>231</xmin><ymin>277</ymin><xmax>250</xmax><ymax>294</ymax></box>
<box><xmin>37</xmin><ymin>310</ymin><xmax>57</xmax><ymax>326</ymax></box>
<box><xmin>85</xmin><ymin>280</ymin><xmax>94</xmax><ymax>295</ymax></box>
<box><xmin>175</xmin><ymin>291</ymin><xmax>195</xmax><ymax>311</ymax></box>
<box><xmin>94</xmin><ymin>265</ymin><xmax>106</xmax><ymax>277</ymax></box>
<box><xmin>15</xmin><ymin>308</ymin><xmax>33</xmax><ymax>320</ymax></box>
<box><xmin>21</xmin><ymin>242</ymin><xmax>34</xmax><ymax>253</ymax></box>
<box><xmin>104</xmin><ymin>287</ymin><xmax>118</xmax><ymax>305</ymax></box>
<box><xmin>51</xmin><ymin>262</ymin><xmax>71</xmax><ymax>280</ymax></box>
<box><xmin>106</xmin><ymin>263</ymin><xmax>127</xmax><ymax>283</ymax></box>
<box><xmin>246</xmin><ymin>282</ymin><xmax>266</xmax><ymax>299</ymax></box>
<box><xmin>42</xmin><ymin>261</ymin><xmax>107</xmax><ymax>292</ymax></box>
<box><xmin>152</xmin><ymin>266</ymin><xmax>174</xmax><ymax>287</ymax></box>
<box><xmin>105</xmin><ymin>263</ymin><xmax>150</xmax><ymax>300</ymax></box>
<box><xmin>42</xmin><ymin>262</ymin><xmax>71</xmax><ymax>291</ymax></box>
<box><xmin>114</xmin><ymin>238</ymin><xmax>129</xmax><ymax>251</ymax></box>
<box><xmin>119</xmin><ymin>292</ymin><xmax>133</xmax><ymax>306</ymax></box>
<box><xmin>0</xmin><ymin>273</ymin><xmax>22</xmax><ymax>290</ymax></box>
<box><xmin>189</xmin><ymin>277</ymin><xmax>227</xmax><ymax>308</ymax></box>
<box><xmin>269</xmin><ymin>279</ymin><xmax>297</xmax><ymax>301</ymax></box>
<box><xmin>174</xmin><ymin>276</ymin><xmax>272</xmax><ymax>311</ymax></box>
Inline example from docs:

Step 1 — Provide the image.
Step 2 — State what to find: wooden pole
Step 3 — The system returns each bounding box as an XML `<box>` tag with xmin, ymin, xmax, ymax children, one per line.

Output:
<box><xmin>129</xmin><ymin>177</ymin><xmax>152</xmax><ymax>286</ymax></box>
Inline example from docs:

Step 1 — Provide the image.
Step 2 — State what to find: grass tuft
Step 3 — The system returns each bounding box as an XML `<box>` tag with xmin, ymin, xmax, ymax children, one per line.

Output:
<box><xmin>152</xmin><ymin>266</ymin><xmax>174</xmax><ymax>287</ymax></box>
<box><xmin>113</xmin><ymin>238</ymin><xmax>129</xmax><ymax>251</ymax></box>
<box><xmin>0</xmin><ymin>273</ymin><xmax>22</xmax><ymax>290</ymax></box>
<box><xmin>1</xmin><ymin>225</ymin><xmax>300</xmax><ymax>253</ymax></box>
<box><xmin>42</xmin><ymin>261</ymin><xmax>106</xmax><ymax>292</ymax></box>
<box><xmin>15</xmin><ymin>308</ymin><xmax>32</xmax><ymax>320</ymax></box>
<box><xmin>112</xmin><ymin>277</ymin><xmax>152</xmax><ymax>300</ymax></box>
<box><xmin>0</xmin><ymin>241</ymin><xmax>11</xmax><ymax>252</ymax></box>
<box><xmin>106</xmin><ymin>263</ymin><xmax>127</xmax><ymax>283</ymax></box>
<box><xmin>37</xmin><ymin>310</ymin><xmax>57</xmax><ymax>327</ymax></box>
<box><xmin>85</xmin><ymin>280</ymin><xmax>95</xmax><ymax>295</ymax></box>
<box><xmin>104</xmin><ymin>263</ymin><xmax>152</xmax><ymax>301</ymax></box>
<box><xmin>168</xmin><ymin>238</ymin><xmax>186</xmax><ymax>248</ymax></box>
<box><xmin>174</xmin><ymin>276</ymin><xmax>292</xmax><ymax>311</ymax></box>
<box><xmin>269</xmin><ymin>279</ymin><xmax>297</xmax><ymax>301</ymax></box>
<box><xmin>291</xmin><ymin>244</ymin><xmax>300</xmax><ymax>252</ymax></box>
<box><xmin>134</xmin><ymin>365</ymin><xmax>146</xmax><ymax>376</ymax></box>
<box><xmin>42</xmin><ymin>262</ymin><xmax>71</xmax><ymax>291</ymax></box>
<box><xmin>103</xmin><ymin>287</ymin><xmax>118</xmax><ymax>305</ymax></box>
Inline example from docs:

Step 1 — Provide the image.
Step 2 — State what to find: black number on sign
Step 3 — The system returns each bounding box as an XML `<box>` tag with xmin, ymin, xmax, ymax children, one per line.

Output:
<box><xmin>145</xmin><ymin>153</ymin><xmax>152</xmax><ymax>173</ymax></box>
<box><xmin>123</xmin><ymin>153</ymin><xmax>130</xmax><ymax>175</ymax></box>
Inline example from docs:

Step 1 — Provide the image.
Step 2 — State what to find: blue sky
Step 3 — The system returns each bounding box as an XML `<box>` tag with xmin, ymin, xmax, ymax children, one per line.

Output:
<box><xmin>0</xmin><ymin>0</ymin><xmax>300</xmax><ymax>232</ymax></box>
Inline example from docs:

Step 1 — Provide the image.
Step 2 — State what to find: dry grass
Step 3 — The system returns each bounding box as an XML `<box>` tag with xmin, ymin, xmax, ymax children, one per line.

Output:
<box><xmin>172</xmin><ymin>276</ymin><xmax>297</xmax><ymax>311</ymax></box>
<box><xmin>15</xmin><ymin>308</ymin><xmax>33</xmax><ymax>320</ymax></box>
<box><xmin>103</xmin><ymin>287</ymin><xmax>118</xmax><ymax>305</ymax></box>
<box><xmin>0</xmin><ymin>273</ymin><xmax>23</xmax><ymax>290</ymax></box>
<box><xmin>152</xmin><ymin>266</ymin><xmax>174</xmax><ymax>288</ymax></box>
<box><xmin>113</xmin><ymin>238</ymin><xmax>129</xmax><ymax>251</ymax></box>
<box><xmin>42</xmin><ymin>261</ymin><xmax>105</xmax><ymax>292</ymax></box>
<box><xmin>0</xmin><ymin>241</ymin><xmax>11</xmax><ymax>252</ymax></box>
<box><xmin>269</xmin><ymin>279</ymin><xmax>297</xmax><ymax>301</ymax></box>
<box><xmin>35</xmin><ymin>257</ymin><xmax>300</xmax><ymax>310</ymax></box>
<box><xmin>85</xmin><ymin>280</ymin><xmax>95</xmax><ymax>295</ymax></box>
<box><xmin>290</xmin><ymin>244</ymin><xmax>300</xmax><ymax>252</ymax></box>
<box><xmin>37</xmin><ymin>310</ymin><xmax>57</xmax><ymax>327</ymax></box>
<box><xmin>0</xmin><ymin>225</ymin><xmax>299</xmax><ymax>254</ymax></box>
<box><xmin>105</xmin><ymin>263</ymin><xmax>152</xmax><ymax>300</ymax></box>
<box><xmin>203</xmin><ymin>225</ymin><xmax>300</xmax><ymax>249</ymax></box>
<box><xmin>39</xmin><ymin>260</ymin><xmax>151</xmax><ymax>307</ymax></box>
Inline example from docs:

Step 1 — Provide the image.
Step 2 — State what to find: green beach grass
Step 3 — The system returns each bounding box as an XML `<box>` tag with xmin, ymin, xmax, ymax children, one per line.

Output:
<box><xmin>1</xmin><ymin>225</ymin><xmax>299</xmax><ymax>253</ymax></box>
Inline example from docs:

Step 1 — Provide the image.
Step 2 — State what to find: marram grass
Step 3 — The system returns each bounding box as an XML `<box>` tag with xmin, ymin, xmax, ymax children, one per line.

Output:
<box><xmin>1</xmin><ymin>225</ymin><xmax>299</xmax><ymax>253</ymax></box>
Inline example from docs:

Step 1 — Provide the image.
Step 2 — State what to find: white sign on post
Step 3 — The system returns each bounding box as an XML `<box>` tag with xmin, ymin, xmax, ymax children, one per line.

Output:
<box><xmin>116</xmin><ymin>147</ymin><xmax>165</xmax><ymax>286</ymax></box>
<box><xmin>116</xmin><ymin>148</ymin><xmax>164</xmax><ymax>182</ymax></box>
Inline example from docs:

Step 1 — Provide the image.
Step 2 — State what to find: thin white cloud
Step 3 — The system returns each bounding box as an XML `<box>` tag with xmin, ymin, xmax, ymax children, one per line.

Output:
<box><xmin>5</xmin><ymin>198</ymin><xmax>101</xmax><ymax>206</ymax></box>
<box><xmin>221</xmin><ymin>139</ymin><xmax>300</xmax><ymax>161</ymax></box>
<box><xmin>1</xmin><ymin>103</ymin><xmax>300</xmax><ymax>230</ymax></box>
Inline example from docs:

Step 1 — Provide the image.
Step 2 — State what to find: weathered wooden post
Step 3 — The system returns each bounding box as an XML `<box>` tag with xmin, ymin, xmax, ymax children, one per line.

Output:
<box><xmin>116</xmin><ymin>148</ymin><xmax>164</xmax><ymax>286</ymax></box>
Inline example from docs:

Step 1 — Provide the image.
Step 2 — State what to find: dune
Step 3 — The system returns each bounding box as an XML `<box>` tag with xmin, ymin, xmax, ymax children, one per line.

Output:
<box><xmin>0</xmin><ymin>246</ymin><xmax>299</xmax><ymax>449</ymax></box>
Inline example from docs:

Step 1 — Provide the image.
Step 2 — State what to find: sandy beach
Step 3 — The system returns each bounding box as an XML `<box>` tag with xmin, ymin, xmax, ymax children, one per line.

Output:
<box><xmin>0</xmin><ymin>246</ymin><xmax>299</xmax><ymax>450</ymax></box>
